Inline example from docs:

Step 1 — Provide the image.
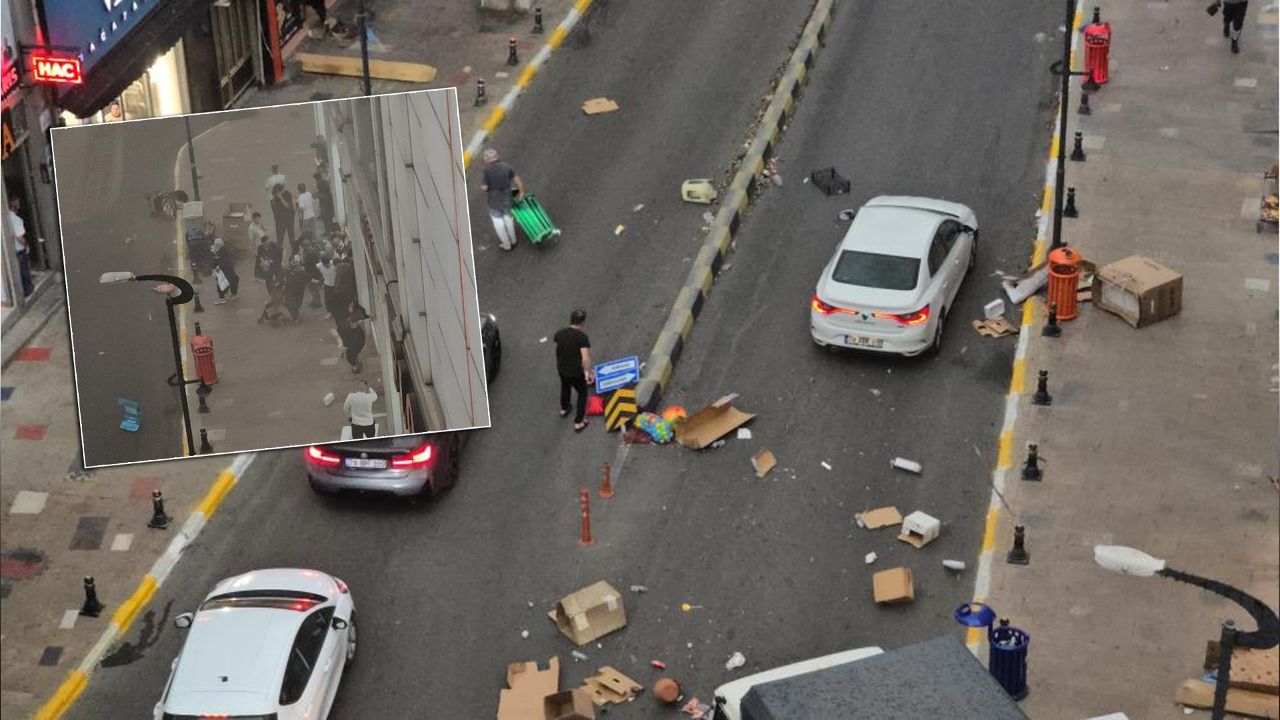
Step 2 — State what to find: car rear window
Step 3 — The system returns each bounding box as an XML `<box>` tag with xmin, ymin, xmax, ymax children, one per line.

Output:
<box><xmin>832</xmin><ymin>250</ymin><xmax>919</xmax><ymax>291</ymax></box>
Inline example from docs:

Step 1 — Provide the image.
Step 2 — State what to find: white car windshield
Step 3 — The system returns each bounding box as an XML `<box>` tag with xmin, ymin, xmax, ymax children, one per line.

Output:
<box><xmin>833</xmin><ymin>250</ymin><xmax>919</xmax><ymax>291</ymax></box>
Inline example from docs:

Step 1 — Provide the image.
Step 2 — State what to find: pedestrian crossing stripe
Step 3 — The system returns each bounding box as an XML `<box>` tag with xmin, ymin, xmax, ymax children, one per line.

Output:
<box><xmin>605</xmin><ymin>387</ymin><xmax>637</xmax><ymax>432</ymax></box>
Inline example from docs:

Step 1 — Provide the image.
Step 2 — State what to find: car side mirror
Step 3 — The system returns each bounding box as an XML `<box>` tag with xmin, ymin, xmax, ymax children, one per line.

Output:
<box><xmin>331</xmin><ymin>617</ymin><xmax>348</xmax><ymax>631</ymax></box>
<box><xmin>174</xmin><ymin>613</ymin><xmax>193</xmax><ymax>629</ymax></box>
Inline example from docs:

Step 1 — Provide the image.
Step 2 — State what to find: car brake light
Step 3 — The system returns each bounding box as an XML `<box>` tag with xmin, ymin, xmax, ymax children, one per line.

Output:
<box><xmin>334</xmin><ymin>577</ymin><xmax>349</xmax><ymax>594</ymax></box>
<box><xmin>288</xmin><ymin>599</ymin><xmax>320</xmax><ymax>611</ymax></box>
<box><xmin>390</xmin><ymin>443</ymin><xmax>434</xmax><ymax>469</ymax></box>
<box><xmin>811</xmin><ymin>295</ymin><xmax>852</xmax><ymax>316</ymax></box>
<box><xmin>306</xmin><ymin>445</ymin><xmax>341</xmax><ymax>467</ymax></box>
<box><xmin>874</xmin><ymin>305</ymin><xmax>931</xmax><ymax>326</ymax></box>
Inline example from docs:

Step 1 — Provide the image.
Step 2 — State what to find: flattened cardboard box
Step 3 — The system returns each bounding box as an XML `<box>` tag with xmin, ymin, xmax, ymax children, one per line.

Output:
<box><xmin>548</xmin><ymin>581</ymin><xmax>627</xmax><ymax>646</ymax></box>
<box><xmin>856</xmin><ymin>506</ymin><xmax>903</xmax><ymax>530</ymax></box>
<box><xmin>498</xmin><ymin>656</ymin><xmax>561</xmax><ymax>720</ymax></box>
<box><xmin>676</xmin><ymin>394</ymin><xmax>755</xmax><ymax>450</ymax></box>
<box><xmin>1093</xmin><ymin>255</ymin><xmax>1183</xmax><ymax>328</ymax></box>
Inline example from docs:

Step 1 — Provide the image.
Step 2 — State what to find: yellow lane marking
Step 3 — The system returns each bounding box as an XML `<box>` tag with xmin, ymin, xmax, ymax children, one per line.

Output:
<box><xmin>33</xmin><ymin>670</ymin><xmax>87</xmax><ymax>720</ymax></box>
<box><xmin>517</xmin><ymin>64</ymin><xmax>538</xmax><ymax>88</ymax></box>
<box><xmin>997</xmin><ymin>429</ymin><xmax>1015</xmax><ymax>470</ymax></box>
<box><xmin>548</xmin><ymin>25</ymin><xmax>568</xmax><ymax>49</ymax></box>
<box><xmin>1010</xmin><ymin>359</ymin><xmax>1026</xmax><ymax>396</ymax></box>
<box><xmin>111</xmin><ymin>574</ymin><xmax>158</xmax><ymax>633</ymax></box>
<box><xmin>481</xmin><ymin>107</ymin><xmax>506</xmax><ymax>134</ymax></box>
<box><xmin>981</xmin><ymin>508</ymin><xmax>1000</xmax><ymax>553</ymax></box>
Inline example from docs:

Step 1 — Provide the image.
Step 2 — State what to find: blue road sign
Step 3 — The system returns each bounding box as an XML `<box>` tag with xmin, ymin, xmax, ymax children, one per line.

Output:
<box><xmin>594</xmin><ymin>355</ymin><xmax>640</xmax><ymax>394</ymax></box>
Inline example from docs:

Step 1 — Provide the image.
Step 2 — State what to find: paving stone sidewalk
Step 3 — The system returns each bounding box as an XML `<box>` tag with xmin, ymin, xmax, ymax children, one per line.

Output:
<box><xmin>0</xmin><ymin>316</ymin><xmax>228</xmax><ymax>718</ymax></box>
<box><xmin>176</xmin><ymin>111</ymin><xmax>386</xmax><ymax>453</ymax></box>
<box><xmin>236</xmin><ymin>0</ymin><xmax>581</xmax><ymax>143</ymax></box>
<box><xmin>984</xmin><ymin>4</ymin><xmax>1279</xmax><ymax>718</ymax></box>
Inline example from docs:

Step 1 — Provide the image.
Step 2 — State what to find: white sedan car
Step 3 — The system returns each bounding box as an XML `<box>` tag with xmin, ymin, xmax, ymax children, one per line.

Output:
<box><xmin>810</xmin><ymin>196</ymin><xmax>977</xmax><ymax>356</ymax></box>
<box><xmin>155</xmin><ymin>568</ymin><xmax>356</xmax><ymax>720</ymax></box>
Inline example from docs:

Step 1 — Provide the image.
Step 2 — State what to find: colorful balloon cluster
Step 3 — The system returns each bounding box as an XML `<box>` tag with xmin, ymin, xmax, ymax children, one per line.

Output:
<box><xmin>635</xmin><ymin>411</ymin><xmax>674</xmax><ymax>444</ymax></box>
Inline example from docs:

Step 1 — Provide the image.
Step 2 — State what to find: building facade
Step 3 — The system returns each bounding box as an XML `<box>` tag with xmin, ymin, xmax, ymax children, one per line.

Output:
<box><xmin>321</xmin><ymin>90</ymin><xmax>490</xmax><ymax>433</ymax></box>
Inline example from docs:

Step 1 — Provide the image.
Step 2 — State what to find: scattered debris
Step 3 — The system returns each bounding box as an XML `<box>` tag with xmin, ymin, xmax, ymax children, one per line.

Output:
<box><xmin>725</xmin><ymin>651</ymin><xmax>747</xmax><ymax>670</ymax></box>
<box><xmin>855</xmin><ymin>506</ymin><xmax>904</xmax><ymax>530</ymax></box>
<box><xmin>614</xmin><ymin>224</ymin><xmax>626</xmax><ymax>236</ymax></box>
<box><xmin>540</xmin><ymin>336</ymin><xmax>548</xmax><ymax>343</ymax></box>
<box><xmin>582</xmin><ymin>97</ymin><xmax>620</xmax><ymax>115</ymax></box>
<box><xmin>809</xmin><ymin>167</ymin><xmax>851</xmax><ymax>195</ymax></box>
<box><xmin>710</xmin><ymin>439</ymin><xmax>726</xmax><ymax>449</ymax></box>
<box><xmin>891</xmin><ymin>457</ymin><xmax>923</xmax><ymax>475</ymax></box>
<box><xmin>1003</xmin><ymin>264</ymin><xmax>1048</xmax><ymax>305</ymax></box>
<box><xmin>629</xmin><ymin>585</ymin><xmax>648</xmax><ymax>593</ymax></box>
<box><xmin>633</xmin><ymin>203</ymin><xmax>645</xmax><ymax>212</ymax></box>
<box><xmin>752</xmin><ymin>450</ymin><xmax>777</xmax><ymax>478</ymax></box>
<box><xmin>864</xmin><ymin>552</ymin><xmax>878</xmax><ymax>565</ymax></box>
<box><xmin>869</xmin><ymin>388</ymin><xmax>882</xmax><ymax>397</ymax></box>
<box><xmin>983</xmin><ymin>299</ymin><xmax>1006</xmax><ymax>319</ymax></box>
<box><xmin>898</xmin><ymin>511</ymin><xmax>942</xmax><ymax>549</ymax></box>
<box><xmin>571</xmin><ymin>650</ymin><xmax>590</xmax><ymax>663</ymax></box>
<box><xmin>872</xmin><ymin>567</ymin><xmax>914</xmax><ymax>605</ymax></box>
<box><xmin>702</xmin><ymin>210</ymin><xmax>715</xmax><ymax>224</ymax></box>
<box><xmin>680</xmin><ymin>698</ymin><xmax>712</xmax><ymax>719</ymax></box>
<box><xmin>322</xmin><ymin>392</ymin><xmax>335</xmax><ymax>406</ymax></box>
<box><xmin>1174</xmin><ymin>678</ymin><xmax>1278</xmax><ymax>717</ymax></box>
<box><xmin>545</xmin><ymin>688</ymin><xmax>595</xmax><ymax>719</ymax></box>
<box><xmin>943</xmin><ymin>559</ymin><xmax>967</xmax><ymax>572</ymax></box>
<box><xmin>676</xmin><ymin>394</ymin><xmax>755</xmax><ymax>450</ymax></box>
<box><xmin>654</xmin><ymin>677</ymin><xmax>683</xmax><ymax>704</ymax></box>
<box><xmin>549</xmin><ymin>581</ymin><xmax>627</xmax><ymax>646</ymax></box>
<box><xmin>635</xmin><ymin>412</ymin><xmax>675</xmax><ymax>443</ymax></box>
<box><xmin>680</xmin><ymin>602</ymin><xmax>703</xmax><ymax>612</ymax></box>
<box><xmin>651</xmin><ymin>660</ymin><xmax>667</xmax><ymax>670</ymax></box>
<box><xmin>1094</xmin><ymin>255</ymin><xmax>1184</xmax><ymax>328</ymax></box>
<box><xmin>496</xmin><ymin>656</ymin><xmax>559</xmax><ymax>720</ymax></box>
<box><xmin>622</xmin><ymin>426</ymin><xmax>654</xmax><ymax>445</ymax></box>
<box><xmin>972</xmin><ymin>317</ymin><xmax>1019</xmax><ymax>338</ymax></box>
<box><xmin>521</xmin><ymin>630</ymin><xmax>530</xmax><ymax>638</ymax></box>
<box><xmin>582</xmin><ymin>666</ymin><xmax>643</xmax><ymax>706</ymax></box>
<box><xmin>682</xmin><ymin>179</ymin><xmax>718</xmax><ymax>204</ymax></box>
<box><xmin>837</xmin><ymin>208</ymin><xmax>856</xmax><ymax>221</ymax></box>
<box><xmin>737</xmin><ymin>428</ymin><xmax>752</xmax><ymax>440</ymax></box>
<box><xmin>495</xmin><ymin>71</ymin><xmax>509</xmax><ymax>79</ymax></box>
<box><xmin>1202</xmin><ymin>642</ymin><xmax>1279</xmax><ymax>695</ymax></box>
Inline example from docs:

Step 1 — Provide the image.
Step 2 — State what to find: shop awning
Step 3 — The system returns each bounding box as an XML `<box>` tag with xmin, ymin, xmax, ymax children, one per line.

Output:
<box><xmin>54</xmin><ymin>0</ymin><xmax>208</xmax><ymax>118</ymax></box>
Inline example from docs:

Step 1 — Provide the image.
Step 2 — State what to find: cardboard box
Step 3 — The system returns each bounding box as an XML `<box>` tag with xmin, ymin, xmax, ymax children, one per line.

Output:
<box><xmin>872</xmin><ymin>567</ymin><xmax>914</xmax><ymax>605</ymax></box>
<box><xmin>581</xmin><ymin>666</ymin><xmax>643</xmax><ymax>706</ymax></box>
<box><xmin>898</xmin><ymin>511</ymin><xmax>941</xmax><ymax>548</ymax></box>
<box><xmin>545</xmin><ymin>689</ymin><xmax>595</xmax><ymax>720</ymax></box>
<box><xmin>549</xmin><ymin>581</ymin><xmax>627</xmax><ymax>646</ymax></box>
<box><xmin>675</xmin><ymin>394</ymin><xmax>755</xmax><ymax>450</ymax></box>
<box><xmin>221</xmin><ymin>202</ymin><xmax>252</xmax><ymax>247</ymax></box>
<box><xmin>1093</xmin><ymin>255</ymin><xmax>1183</xmax><ymax>328</ymax></box>
<box><xmin>498</xmin><ymin>657</ymin><xmax>560</xmax><ymax>720</ymax></box>
<box><xmin>856</xmin><ymin>506</ymin><xmax>903</xmax><ymax>530</ymax></box>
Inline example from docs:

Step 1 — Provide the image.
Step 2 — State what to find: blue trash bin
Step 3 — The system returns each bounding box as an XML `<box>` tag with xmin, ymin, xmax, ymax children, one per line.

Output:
<box><xmin>988</xmin><ymin>620</ymin><xmax>1030</xmax><ymax>700</ymax></box>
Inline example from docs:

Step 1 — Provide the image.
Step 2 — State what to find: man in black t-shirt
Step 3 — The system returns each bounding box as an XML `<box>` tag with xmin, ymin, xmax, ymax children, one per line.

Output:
<box><xmin>553</xmin><ymin>309</ymin><xmax>595</xmax><ymax>431</ymax></box>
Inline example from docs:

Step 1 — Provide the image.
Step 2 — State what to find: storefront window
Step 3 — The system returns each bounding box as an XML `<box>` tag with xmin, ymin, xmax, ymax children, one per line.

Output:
<box><xmin>58</xmin><ymin>43</ymin><xmax>186</xmax><ymax>126</ymax></box>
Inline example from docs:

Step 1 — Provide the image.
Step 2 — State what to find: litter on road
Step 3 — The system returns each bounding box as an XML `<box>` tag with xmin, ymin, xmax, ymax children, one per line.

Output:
<box><xmin>891</xmin><ymin>457</ymin><xmax>923</xmax><ymax>475</ymax></box>
<box><xmin>943</xmin><ymin>559</ymin><xmax>967</xmax><ymax>572</ymax></box>
<box><xmin>629</xmin><ymin>585</ymin><xmax>648</xmax><ymax>593</ymax></box>
<box><xmin>725</xmin><ymin>651</ymin><xmax>747</xmax><ymax>670</ymax></box>
<box><xmin>571</xmin><ymin>650</ymin><xmax>590</xmax><ymax>662</ymax></box>
<box><xmin>582</xmin><ymin>666</ymin><xmax>643</xmax><ymax>706</ymax></box>
<box><xmin>821</xmin><ymin>461</ymin><xmax>833</xmax><ymax>471</ymax></box>
<box><xmin>681</xmin><ymin>698</ymin><xmax>713</xmax><ymax>718</ymax></box>
<box><xmin>322</xmin><ymin>392</ymin><xmax>335</xmax><ymax>406</ymax></box>
<box><xmin>651</xmin><ymin>660</ymin><xmax>667</xmax><ymax>669</ymax></box>
<box><xmin>898</xmin><ymin>511</ymin><xmax>942</xmax><ymax>549</ymax></box>
<box><xmin>737</xmin><ymin>428</ymin><xmax>752</xmax><ymax>440</ymax></box>
<box><xmin>983</xmin><ymin>298</ymin><xmax>1006</xmax><ymax>319</ymax></box>
<box><xmin>872</xmin><ymin>567</ymin><xmax>915</xmax><ymax>605</ymax></box>
<box><xmin>675</xmin><ymin>393</ymin><xmax>755</xmax><ymax>449</ymax></box>
<box><xmin>681</xmin><ymin>179</ymin><xmax>718</xmax><ymax>204</ymax></box>
<box><xmin>550</xmin><ymin>581</ymin><xmax>627</xmax><ymax>646</ymax></box>
<box><xmin>614</xmin><ymin>224</ymin><xmax>626</xmax><ymax>236</ymax></box>
<box><xmin>972</xmin><ymin>317</ymin><xmax>1018</xmax><ymax>338</ymax></box>
<box><xmin>752</xmin><ymin>449</ymin><xmax>777</xmax><ymax>478</ymax></box>
<box><xmin>865</xmin><ymin>552</ymin><xmax>878</xmax><ymax>565</ymax></box>
<box><xmin>633</xmin><ymin>203</ymin><xmax>645</xmax><ymax>212</ymax></box>
<box><xmin>855</xmin><ymin>506</ymin><xmax>904</xmax><ymax>530</ymax></box>
<box><xmin>582</xmin><ymin>97</ymin><xmax>620</xmax><ymax>115</ymax></box>
<box><xmin>496</xmin><ymin>656</ymin><xmax>559</xmax><ymax>720</ymax></box>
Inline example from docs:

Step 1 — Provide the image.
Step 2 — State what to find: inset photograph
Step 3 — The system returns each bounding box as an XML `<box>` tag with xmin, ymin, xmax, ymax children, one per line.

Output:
<box><xmin>52</xmin><ymin>88</ymin><xmax>491</xmax><ymax>467</ymax></box>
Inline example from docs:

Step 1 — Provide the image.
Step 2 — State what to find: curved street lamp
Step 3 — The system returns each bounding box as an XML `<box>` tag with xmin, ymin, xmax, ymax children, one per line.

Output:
<box><xmin>1094</xmin><ymin>545</ymin><xmax>1280</xmax><ymax>719</ymax></box>
<box><xmin>100</xmin><ymin>271</ymin><xmax>202</xmax><ymax>456</ymax></box>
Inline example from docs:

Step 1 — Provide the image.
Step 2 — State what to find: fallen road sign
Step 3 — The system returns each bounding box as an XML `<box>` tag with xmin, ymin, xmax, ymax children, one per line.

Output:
<box><xmin>605</xmin><ymin>388</ymin><xmax>637</xmax><ymax>432</ymax></box>
<box><xmin>594</xmin><ymin>355</ymin><xmax>639</xmax><ymax>395</ymax></box>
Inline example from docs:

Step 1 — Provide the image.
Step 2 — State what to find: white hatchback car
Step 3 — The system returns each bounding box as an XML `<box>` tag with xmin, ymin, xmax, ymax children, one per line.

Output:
<box><xmin>155</xmin><ymin>568</ymin><xmax>356</xmax><ymax>720</ymax></box>
<box><xmin>810</xmin><ymin>196</ymin><xmax>977</xmax><ymax>356</ymax></box>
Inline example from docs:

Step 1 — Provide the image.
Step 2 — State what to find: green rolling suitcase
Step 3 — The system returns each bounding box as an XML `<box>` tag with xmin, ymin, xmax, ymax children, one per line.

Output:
<box><xmin>511</xmin><ymin>195</ymin><xmax>562</xmax><ymax>245</ymax></box>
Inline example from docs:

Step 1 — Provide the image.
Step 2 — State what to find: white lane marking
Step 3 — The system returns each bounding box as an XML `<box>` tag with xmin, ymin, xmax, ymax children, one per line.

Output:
<box><xmin>59</xmin><ymin>610</ymin><xmax>79</xmax><ymax>630</ymax></box>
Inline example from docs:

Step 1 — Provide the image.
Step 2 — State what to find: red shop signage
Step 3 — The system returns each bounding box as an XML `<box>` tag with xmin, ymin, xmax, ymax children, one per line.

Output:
<box><xmin>30</xmin><ymin>54</ymin><xmax>83</xmax><ymax>84</ymax></box>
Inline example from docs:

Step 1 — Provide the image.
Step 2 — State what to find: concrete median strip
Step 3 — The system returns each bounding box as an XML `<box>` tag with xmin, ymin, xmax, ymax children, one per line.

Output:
<box><xmin>634</xmin><ymin>0</ymin><xmax>836</xmax><ymax>411</ymax></box>
<box><xmin>463</xmin><ymin>0</ymin><xmax>598</xmax><ymax>168</ymax></box>
<box><xmin>32</xmin><ymin>452</ymin><xmax>256</xmax><ymax>720</ymax></box>
<box><xmin>965</xmin><ymin>8</ymin><xmax>1086</xmax><ymax>654</ymax></box>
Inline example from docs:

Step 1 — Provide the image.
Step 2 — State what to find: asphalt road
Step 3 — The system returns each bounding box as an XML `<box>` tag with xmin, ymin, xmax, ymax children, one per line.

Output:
<box><xmin>68</xmin><ymin>1</ymin><xmax>1064</xmax><ymax>717</ymax></box>
<box><xmin>53</xmin><ymin>114</ymin><xmax>223</xmax><ymax>467</ymax></box>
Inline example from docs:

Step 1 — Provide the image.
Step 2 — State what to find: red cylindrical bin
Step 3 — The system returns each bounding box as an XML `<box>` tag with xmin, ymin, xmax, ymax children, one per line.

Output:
<box><xmin>1083</xmin><ymin>21</ymin><xmax>1111</xmax><ymax>85</ymax></box>
<box><xmin>191</xmin><ymin>331</ymin><xmax>218</xmax><ymax>384</ymax></box>
<box><xmin>1047</xmin><ymin>247</ymin><xmax>1082</xmax><ymax>321</ymax></box>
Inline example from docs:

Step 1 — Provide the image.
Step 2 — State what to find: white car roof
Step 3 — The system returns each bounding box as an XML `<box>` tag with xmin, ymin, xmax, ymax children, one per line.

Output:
<box><xmin>207</xmin><ymin>567</ymin><xmax>338</xmax><ymax>600</ymax></box>
<box><xmin>166</xmin><ymin>607</ymin><xmax>304</xmax><ymax>715</ymax></box>
<box><xmin>841</xmin><ymin>205</ymin><xmax>942</xmax><ymax>260</ymax></box>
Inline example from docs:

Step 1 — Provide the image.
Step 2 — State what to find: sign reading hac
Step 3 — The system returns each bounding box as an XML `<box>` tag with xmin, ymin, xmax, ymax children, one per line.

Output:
<box><xmin>41</xmin><ymin>0</ymin><xmax>162</xmax><ymax>75</ymax></box>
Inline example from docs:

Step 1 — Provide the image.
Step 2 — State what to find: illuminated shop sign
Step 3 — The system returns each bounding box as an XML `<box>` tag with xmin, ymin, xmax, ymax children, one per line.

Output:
<box><xmin>42</xmin><ymin>0</ymin><xmax>164</xmax><ymax>74</ymax></box>
<box><xmin>31</xmin><ymin>54</ymin><xmax>83</xmax><ymax>84</ymax></box>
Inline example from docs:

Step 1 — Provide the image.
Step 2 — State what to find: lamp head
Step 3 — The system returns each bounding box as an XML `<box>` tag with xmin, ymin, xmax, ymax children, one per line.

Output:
<box><xmin>99</xmin><ymin>271</ymin><xmax>136</xmax><ymax>284</ymax></box>
<box><xmin>1094</xmin><ymin>545</ymin><xmax>1167</xmax><ymax>577</ymax></box>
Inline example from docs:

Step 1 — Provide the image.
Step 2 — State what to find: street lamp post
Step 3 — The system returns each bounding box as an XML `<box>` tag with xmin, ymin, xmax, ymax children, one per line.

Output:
<box><xmin>1048</xmin><ymin>0</ymin><xmax>1080</xmax><ymax>252</ymax></box>
<box><xmin>1094</xmin><ymin>545</ymin><xmax>1280</xmax><ymax>720</ymax></box>
<box><xmin>357</xmin><ymin>0</ymin><xmax>372</xmax><ymax>96</ymax></box>
<box><xmin>100</xmin><ymin>272</ymin><xmax>204</xmax><ymax>456</ymax></box>
<box><xmin>183</xmin><ymin>115</ymin><xmax>201</xmax><ymax>201</ymax></box>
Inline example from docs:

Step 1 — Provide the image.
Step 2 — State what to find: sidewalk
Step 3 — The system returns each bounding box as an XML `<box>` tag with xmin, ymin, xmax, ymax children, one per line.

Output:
<box><xmin>236</xmin><ymin>0</ymin><xmax>579</xmax><ymax>142</ymax></box>
<box><xmin>0</xmin><ymin>316</ymin><xmax>228</xmax><ymax>718</ymax></box>
<box><xmin>176</xmin><ymin>113</ymin><xmax>385</xmax><ymax>452</ymax></box>
<box><xmin>984</xmin><ymin>4</ymin><xmax>1279</xmax><ymax>718</ymax></box>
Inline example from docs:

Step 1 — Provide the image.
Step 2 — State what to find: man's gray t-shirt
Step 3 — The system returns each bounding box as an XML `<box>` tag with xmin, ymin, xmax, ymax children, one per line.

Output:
<box><xmin>483</xmin><ymin>161</ymin><xmax>516</xmax><ymax>212</ymax></box>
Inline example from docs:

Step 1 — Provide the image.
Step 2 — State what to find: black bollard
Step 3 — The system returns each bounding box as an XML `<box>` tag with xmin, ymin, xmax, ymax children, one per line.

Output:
<box><xmin>1021</xmin><ymin>444</ymin><xmax>1043</xmax><ymax>481</ymax></box>
<box><xmin>1006</xmin><ymin>525</ymin><xmax>1030</xmax><ymax>565</ymax></box>
<box><xmin>1063</xmin><ymin>187</ymin><xmax>1080</xmax><ymax>218</ymax></box>
<box><xmin>507</xmin><ymin>37</ymin><xmax>519</xmax><ymax>66</ymax></box>
<box><xmin>193</xmin><ymin>292</ymin><xmax>205</xmax><ymax>313</ymax></box>
<box><xmin>1078</xmin><ymin>89</ymin><xmax>1092</xmax><ymax>115</ymax></box>
<box><xmin>148</xmin><ymin>489</ymin><xmax>172</xmax><ymax>529</ymax></box>
<box><xmin>196</xmin><ymin>381</ymin><xmax>212</xmax><ymax>414</ymax></box>
<box><xmin>1032</xmin><ymin>370</ymin><xmax>1053</xmax><ymax>406</ymax></box>
<box><xmin>533</xmin><ymin>6</ymin><xmax>544</xmax><ymax>33</ymax></box>
<box><xmin>1043</xmin><ymin>302</ymin><xmax>1062</xmax><ymax>338</ymax></box>
<box><xmin>1092</xmin><ymin>6</ymin><xmax>1101</xmax><ymax>24</ymax></box>
<box><xmin>1070</xmin><ymin>131</ymin><xmax>1087</xmax><ymax>162</ymax></box>
<box><xmin>199</xmin><ymin>428</ymin><xmax>214</xmax><ymax>454</ymax></box>
<box><xmin>474</xmin><ymin>78</ymin><xmax>487</xmax><ymax>106</ymax></box>
<box><xmin>80</xmin><ymin>576</ymin><xmax>105</xmax><ymax>617</ymax></box>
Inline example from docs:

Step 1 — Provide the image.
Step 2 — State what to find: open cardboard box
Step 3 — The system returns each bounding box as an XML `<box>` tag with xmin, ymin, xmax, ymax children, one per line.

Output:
<box><xmin>872</xmin><ymin>567</ymin><xmax>914</xmax><ymax>605</ymax></box>
<box><xmin>676</xmin><ymin>394</ymin><xmax>755</xmax><ymax>450</ymax></box>
<box><xmin>498</xmin><ymin>657</ymin><xmax>561</xmax><ymax>720</ymax></box>
<box><xmin>1093</xmin><ymin>255</ymin><xmax>1183</xmax><ymax>328</ymax></box>
<box><xmin>548</xmin><ymin>581</ymin><xmax>627</xmax><ymax>646</ymax></box>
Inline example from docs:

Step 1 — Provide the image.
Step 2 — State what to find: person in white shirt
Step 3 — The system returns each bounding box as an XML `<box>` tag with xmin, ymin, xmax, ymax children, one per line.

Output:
<box><xmin>295</xmin><ymin>182</ymin><xmax>320</xmax><ymax>239</ymax></box>
<box><xmin>343</xmin><ymin>380</ymin><xmax>377</xmax><ymax>439</ymax></box>
<box><xmin>7</xmin><ymin>196</ymin><xmax>34</xmax><ymax>298</ymax></box>
<box><xmin>265</xmin><ymin>164</ymin><xmax>286</xmax><ymax>196</ymax></box>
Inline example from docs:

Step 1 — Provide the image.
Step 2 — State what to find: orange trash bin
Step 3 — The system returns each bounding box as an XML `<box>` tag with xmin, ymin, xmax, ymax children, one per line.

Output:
<box><xmin>191</xmin><ymin>326</ymin><xmax>218</xmax><ymax>385</ymax></box>
<box><xmin>1047</xmin><ymin>247</ymin><xmax>1082</xmax><ymax>321</ymax></box>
